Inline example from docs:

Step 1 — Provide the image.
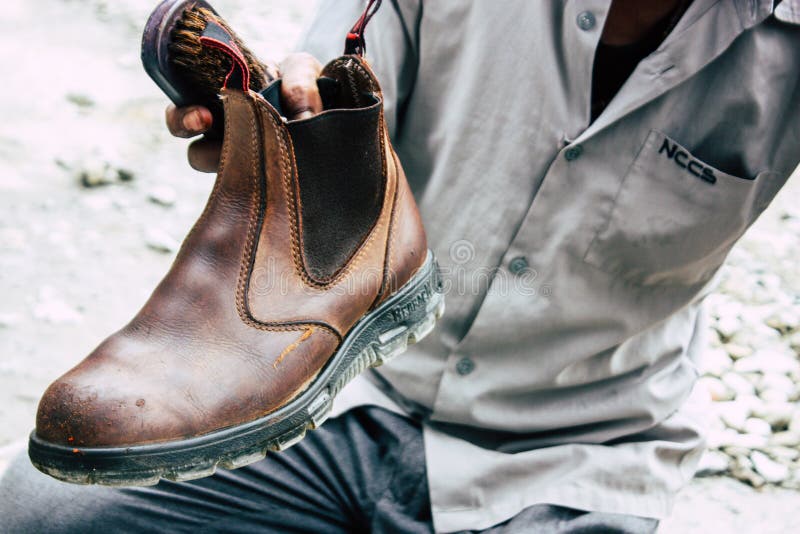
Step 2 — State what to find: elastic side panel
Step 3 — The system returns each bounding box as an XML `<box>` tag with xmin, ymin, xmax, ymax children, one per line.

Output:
<box><xmin>287</xmin><ymin>100</ymin><xmax>384</xmax><ymax>281</ymax></box>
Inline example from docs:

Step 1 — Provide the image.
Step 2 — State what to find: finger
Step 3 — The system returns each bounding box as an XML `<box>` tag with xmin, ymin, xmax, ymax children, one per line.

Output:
<box><xmin>279</xmin><ymin>52</ymin><xmax>323</xmax><ymax>120</ymax></box>
<box><xmin>166</xmin><ymin>105</ymin><xmax>213</xmax><ymax>138</ymax></box>
<box><xmin>187</xmin><ymin>137</ymin><xmax>222</xmax><ymax>173</ymax></box>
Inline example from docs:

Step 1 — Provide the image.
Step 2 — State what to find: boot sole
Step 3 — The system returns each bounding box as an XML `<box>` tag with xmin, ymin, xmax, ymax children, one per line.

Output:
<box><xmin>28</xmin><ymin>252</ymin><xmax>444</xmax><ymax>486</ymax></box>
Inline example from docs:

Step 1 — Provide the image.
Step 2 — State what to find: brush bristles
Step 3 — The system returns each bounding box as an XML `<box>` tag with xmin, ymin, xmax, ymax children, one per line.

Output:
<box><xmin>168</xmin><ymin>7</ymin><xmax>268</xmax><ymax>99</ymax></box>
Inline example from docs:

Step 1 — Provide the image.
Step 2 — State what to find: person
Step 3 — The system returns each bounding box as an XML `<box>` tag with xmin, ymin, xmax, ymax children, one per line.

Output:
<box><xmin>3</xmin><ymin>1</ymin><xmax>800</xmax><ymax>532</ymax></box>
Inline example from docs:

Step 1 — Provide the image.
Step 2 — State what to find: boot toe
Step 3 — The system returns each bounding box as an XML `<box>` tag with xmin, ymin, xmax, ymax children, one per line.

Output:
<box><xmin>35</xmin><ymin>374</ymin><xmax>143</xmax><ymax>448</ymax></box>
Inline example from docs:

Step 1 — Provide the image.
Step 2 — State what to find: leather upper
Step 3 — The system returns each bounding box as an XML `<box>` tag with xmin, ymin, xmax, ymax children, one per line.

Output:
<box><xmin>36</xmin><ymin>56</ymin><xmax>427</xmax><ymax>447</ymax></box>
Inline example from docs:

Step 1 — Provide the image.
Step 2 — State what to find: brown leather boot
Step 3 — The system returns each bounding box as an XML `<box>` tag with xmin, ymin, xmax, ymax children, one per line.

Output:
<box><xmin>28</xmin><ymin>31</ymin><xmax>443</xmax><ymax>485</ymax></box>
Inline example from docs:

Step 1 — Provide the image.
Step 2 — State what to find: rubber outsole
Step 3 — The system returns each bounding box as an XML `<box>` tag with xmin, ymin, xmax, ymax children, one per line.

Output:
<box><xmin>28</xmin><ymin>252</ymin><xmax>444</xmax><ymax>486</ymax></box>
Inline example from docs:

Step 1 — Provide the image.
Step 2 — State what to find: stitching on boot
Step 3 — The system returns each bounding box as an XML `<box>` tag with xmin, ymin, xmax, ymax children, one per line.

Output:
<box><xmin>289</xmin><ymin>107</ymin><xmax>389</xmax><ymax>288</ymax></box>
<box><xmin>288</xmin><ymin>137</ymin><xmax>389</xmax><ymax>289</ymax></box>
<box><xmin>372</xmin><ymin>118</ymin><xmax>399</xmax><ymax>308</ymax></box>
<box><xmin>232</xmin><ymin>97</ymin><xmax>341</xmax><ymax>341</ymax></box>
<box><xmin>182</xmin><ymin>92</ymin><xmax>234</xmax><ymax>244</ymax></box>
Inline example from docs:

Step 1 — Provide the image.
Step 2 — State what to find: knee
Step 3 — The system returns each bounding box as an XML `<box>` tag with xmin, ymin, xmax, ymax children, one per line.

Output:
<box><xmin>0</xmin><ymin>451</ymin><xmax>110</xmax><ymax>533</ymax></box>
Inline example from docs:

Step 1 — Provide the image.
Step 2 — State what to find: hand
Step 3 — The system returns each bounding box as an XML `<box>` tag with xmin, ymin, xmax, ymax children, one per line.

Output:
<box><xmin>165</xmin><ymin>53</ymin><xmax>324</xmax><ymax>173</ymax></box>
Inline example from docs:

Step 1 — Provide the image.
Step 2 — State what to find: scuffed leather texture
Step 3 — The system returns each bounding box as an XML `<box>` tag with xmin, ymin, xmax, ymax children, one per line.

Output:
<box><xmin>36</xmin><ymin>55</ymin><xmax>427</xmax><ymax>448</ymax></box>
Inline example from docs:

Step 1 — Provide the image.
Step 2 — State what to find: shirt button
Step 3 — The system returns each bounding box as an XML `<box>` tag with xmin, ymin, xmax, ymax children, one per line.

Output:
<box><xmin>509</xmin><ymin>256</ymin><xmax>529</xmax><ymax>275</ymax></box>
<box><xmin>564</xmin><ymin>144</ymin><xmax>583</xmax><ymax>161</ymax></box>
<box><xmin>456</xmin><ymin>357</ymin><xmax>475</xmax><ymax>376</ymax></box>
<box><xmin>577</xmin><ymin>11</ymin><xmax>596</xmax><ymax>31</ymax></box>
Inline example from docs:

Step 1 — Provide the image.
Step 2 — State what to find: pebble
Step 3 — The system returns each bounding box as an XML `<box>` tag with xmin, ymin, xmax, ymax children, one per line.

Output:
<box><xmin>781</xmin><ymin>471</ymin><xmax>800</xmax><ymax>490</ymax></box>
<box><xmin>717</xmin><ymin>431</ymin><xmax>769</xmax><ymax>450</ymax></box>
<box><xmin>77</xmin><ymin>158</ymin><xmax>116</xmax><ymax>188</ymax></box>
<box><xmin>720</xmin><ymin>372</ymin><xmax>755</xmax><ymax>398</ymax></box>
<box><xmin>752</xmin><ymin>402</ymin><xmax>795</xmax><ymax>429</ymax></box>
<box><xmin>707</xmin><ymin>428</ymin><xmax>738</xmax><ymax>449</ymax></box>
<box><xmin>731</xmin><ymin>324</ymin><xmax>782</xmax><ymax>348</ymax></box>
<box><xmin>117</xmin><ymin>167</ymin><xmax>135</xmax><ymax>182</ymax></box>
<box><xmin>729</xmin><ymin>455</ymin><xmax>766</xmax><ymax>488</ymax></box>
<box><xmin>790</xmin><ymin>412</ymin><xmax>800</xmax><ymax>433</ymax></box>
<box><xmin>700</xmin><ymin>346</ymin><xmax>732</xmax><ymax>377</ymax></box>
<box><xmin>770</xmin><ymin>431</ymin><xmax>800</xmax><ymax>447</ymax></box>
<box><xmin>143</xmin><ymin>228</ymin><xmax>179</xmax><ymax>254</ymax></box>
<box><xmin>765</xmin><ymin>308</ymin><xmax>800</xmax><ymax>333</ymax></box>
<box><xmin>695</xmin><ymin>450</ymin><xmax>730</xmax><ymax>477</ymax></box>
<box><xmin>716</xmin><ymin>401</ymin><xmax>750</xmax><ymax>431</ymax></box>
<box><xmin>759</xmin><ymin>388</ymin><xmax>790</xmax><ymax>403</ymax></box>
<box><xmin>147</xmin><ymin>185</ymin><xmax>177</xmax><ymax>207</ymax></box>
<box><xmin>66</xmin><ymin>92</ymin><xmax>95</xmax><ymax>108</ymax></box>
<box><xmin>733</xmin><ymin>349</ymin><xmax>800</xmax><ymax>374</ymax></box>
<box><xmin>697</xmin><ymin>376</ymin><xmax>734</xmax><ymax>402</ymax></box>
<box><xmin>743</xmin><ymin>417</ymin><xmax>772</xmax><ymax>436</ymax></box>
<box><xmin>758</xmin><ymin>373</ymin><xmax>795</xmax><ymax>396</ymax></box>
<box><xmin>715</xmin><ymin>314</ymin><xmax>742</xmax><ymax>340</ymax></box>
<box><xmin>788</xmin><ymin>331</ymin><xmax>800</xmax><ymax>351</ymax></box>
<box><xmin>764</xmin><ymin>446</ymin><xmax>800</xmax><ymax>463</ymax></box>
<box><xmin>750</xmin><ymin>450</ymin><xmax>790</xmax><ymax>483</ymax></box>
<box><xmin>723</xmin><ymin>343</ymin><xmax>753</xmax><ymax>360</ymax></box>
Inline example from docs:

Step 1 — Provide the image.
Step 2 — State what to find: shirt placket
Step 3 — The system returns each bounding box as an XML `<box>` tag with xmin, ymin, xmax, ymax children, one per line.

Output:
<box><xmin>429</xmin><ymin>0</ymin><xmax>613</xmax><ymax>423</ymax></box>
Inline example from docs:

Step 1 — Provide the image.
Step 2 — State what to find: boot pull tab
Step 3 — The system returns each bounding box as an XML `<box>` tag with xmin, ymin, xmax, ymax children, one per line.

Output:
<box><xmin>344</xmin><ymin>0</ymin><xmax>383</xmax><ymax>56</ymax></box>
<box><xmin>199</xmin><ymin>21</ymin><xmax>251</xmax><ymax>92</ymax></box>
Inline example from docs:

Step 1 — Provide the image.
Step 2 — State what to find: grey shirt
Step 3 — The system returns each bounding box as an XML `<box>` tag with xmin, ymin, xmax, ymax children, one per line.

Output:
<box><xmin>300</xmin><ymin>1</ymin><xmax>800</xmax><ymax>531</ymax></box>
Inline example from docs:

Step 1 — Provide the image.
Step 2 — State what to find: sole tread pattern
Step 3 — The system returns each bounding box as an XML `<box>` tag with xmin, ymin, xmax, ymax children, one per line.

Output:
<box><xmin>32</xmin><ymin>273</ymin><xmax>444</xmax><ymax>487</ymax></box>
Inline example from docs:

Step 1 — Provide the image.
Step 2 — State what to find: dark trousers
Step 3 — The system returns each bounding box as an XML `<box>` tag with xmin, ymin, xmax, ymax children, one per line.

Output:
<box><xmin>1</xmin><ymin>406</ymin><xmax>658</xmax><ymax>533</ymax></box>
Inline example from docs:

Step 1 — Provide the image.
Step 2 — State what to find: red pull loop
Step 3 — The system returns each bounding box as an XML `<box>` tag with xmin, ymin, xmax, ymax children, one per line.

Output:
<box><xmin>344</xmin><ymin>0</ymin><xmax>383</xmax><ymax>56</ymax></box>
<box><xmin>199</xmin><ymin>21</ymin><xmax>251</xmax><ymax>92</ymax></box>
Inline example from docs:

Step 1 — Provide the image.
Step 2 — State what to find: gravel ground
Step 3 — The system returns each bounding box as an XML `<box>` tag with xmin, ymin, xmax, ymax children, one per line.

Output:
<box><xmin>1</xmin><ymin>1</ymin><xmax>798</xmax><ymax>531</ymax></box>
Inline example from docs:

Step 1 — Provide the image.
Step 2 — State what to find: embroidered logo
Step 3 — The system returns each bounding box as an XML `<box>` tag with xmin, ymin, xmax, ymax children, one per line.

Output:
<box><xmin>658</xmin><ymin>138</ymin><xmax>717</xmax><ymax>184</ymax></box>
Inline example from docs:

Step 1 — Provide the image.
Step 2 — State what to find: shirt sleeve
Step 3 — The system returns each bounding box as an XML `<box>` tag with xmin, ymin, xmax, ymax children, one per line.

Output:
<box><xmin>296</xmin><ymin>0</ymin><xmax>421</xmax><ymax>139</ymax></box>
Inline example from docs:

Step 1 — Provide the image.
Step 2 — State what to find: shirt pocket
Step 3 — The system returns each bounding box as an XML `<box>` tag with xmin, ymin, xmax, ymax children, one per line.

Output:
<box><xmin>583</xmin><ymin>130</ymin><xmax>781</xmax><ymax>287</ymax></box>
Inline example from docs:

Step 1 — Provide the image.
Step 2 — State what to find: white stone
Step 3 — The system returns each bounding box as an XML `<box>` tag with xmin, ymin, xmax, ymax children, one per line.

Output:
<box><xmin>750</xmin><ymin>451</ymin><xmax>790</xmax><ymax>484</ymax></box>
<box><xmin>147</xmin><ymin>185</ymin><xmax>177</xmax><ymax>207</ymax></box>
<box><xmin>716</xmin><ymin>401</ymin><xmax>750</xmax><ymax>431</ymax></box>
<box><xmin>719</xmin><ymin>432</ymin><xmax>769</xmax><ymax>450</ymax></box>
<box><xmin>731</xmin><ymin>325</ymin><xmax>782</xmax><ymax>349</ymax></box>
<box><xmin>743</xmin><ymin>418</ymin><xmax>772</xmax><ymax>436</ymax></box>
<box><xmin>733</xmin><ymin>349</ymin><xmax>800</xmax><ymax>375</ymax></box>
<box><xmin>729</xmin><ymin>455</ymin><xmax>766</xmax><ymax>488</ymax></box>
<box><xmin>695</xmin><ymin>450</ymin><xmax>730</xmax><ymax>477</ymax></box>
<box><xmin>143</xmin><ymin>228</ymin><xmax>179</xmax><ymax>254</ymax></box>
<box><xmin>697</xmin><ymin>376</ymin><xmax>734</xmax><ymax>402</ymax></box>
<box><xmin>790</xmin><ymin>411</ymin><xmax>800</xmax><ymax>433</ymax></box>
<box><xmin>77</xmin><ymin>157</ymin><xmax>115</xmax><ymax>187</ymax></box>
<box><xmin>706</xmin><ymin>428</ymin><xmax>739</xmax><ymax>449</ymax></box>
<box><xmin>764</xmin><ymin>446</ymin><xmax>800</xmax><ymax>463</ymax></box>
<box><xmin>699</xmin><ymin>347</ymin><xmax>733</xmax><ymax>377</ymax></box>
<box><xmin>788</xmin><ymin>331</ymin><xmax>800</xmax><ymax>351</ymax></box>
<box><xmin>765</xmin><ymin>308</ymin><xmax>800</xmax><ymax>333</ymax></box>
<box><xmin>752</xmin><ymin>402</ymin><xmax>795</xmax><ymax>429</ymax></box>
<box><xmin>715</xmin><ymin>314</ymin><xmax>742</xmax><ymax>340</ymax></box>
<box><xmin>759</xmin><ymin>388</ymin><xmax>790</xmax><ymax>403</ymax></box>
<box><xmin>770</xmin><ymin>431</ymin><xmax>800</xmax><ymax>447</ymax></box>
<box><xmin>758</xmin><ymin>373</ymin><xmax>795</xmax><ymax>396</ymax></box>
<box><xmin>720</xmin><ymin>372</ymin><xmax>755</xmax><ymax>398</ymax></box>
<box><xmin>724</xmin><ymin>343</ymin><xmax>753</xmax><ymax>360</ymax></box>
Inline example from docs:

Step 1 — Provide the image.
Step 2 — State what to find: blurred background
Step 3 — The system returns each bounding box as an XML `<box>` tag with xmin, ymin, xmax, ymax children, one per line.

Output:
<box><xmin>0</xmin><ymin>1</ymin><xmax>798</xmax><ymax>532</ymax></box>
